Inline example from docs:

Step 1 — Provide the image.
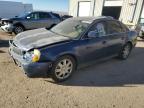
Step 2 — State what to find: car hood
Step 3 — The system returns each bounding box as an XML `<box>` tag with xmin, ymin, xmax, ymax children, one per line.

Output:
<box><xmin>13</xmin><ymin>28</ymin><xmax>71</xmax><ymax>51</ymax></box>
<box><xmin>1</xmin><ymin>17</ymin><xmax>22</xmax><ymax>21</ymax></box>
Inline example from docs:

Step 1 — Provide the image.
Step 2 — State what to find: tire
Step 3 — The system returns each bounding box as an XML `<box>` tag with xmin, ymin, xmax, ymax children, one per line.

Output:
<box><xmin>51</xmin><ymin>55</ymin><xmax>76</xmax><ymax>82</ymax></box>
<box><xmin>13</xmin><ymin>25</ymin><xmax>24</xmax><ymax>34</ymax></box>
<box><xmin>119</xmin><ymin>43</ymin><xmax>132</xmax><ymax>60</ymax></box>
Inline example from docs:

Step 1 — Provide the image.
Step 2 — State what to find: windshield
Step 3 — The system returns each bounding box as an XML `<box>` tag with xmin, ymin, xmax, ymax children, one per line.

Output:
<box><xmin>51</xmin><ymin>19</ymin><xmax>90</xmax><ymax>38</ymax></box>
<box><xmin>17</xmin><ymin>12</ymin><xmax>30</xmax><ymax>18</ymax></box>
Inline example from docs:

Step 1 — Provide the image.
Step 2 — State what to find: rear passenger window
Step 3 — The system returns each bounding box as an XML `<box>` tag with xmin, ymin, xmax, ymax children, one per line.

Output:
<box><xmin>52</xmin><ymin>13</ymin><xmax>61</xmax><ymax>19</ymax></box>
<box><xmin>39</xmin><ymin>13</ymin><xmax>51</xmax><ymax>19</ymax></box>
<box><xmin>107</xmin><ymin>21</ymin><xmax>122</xmax><ymax>34</ymax></box>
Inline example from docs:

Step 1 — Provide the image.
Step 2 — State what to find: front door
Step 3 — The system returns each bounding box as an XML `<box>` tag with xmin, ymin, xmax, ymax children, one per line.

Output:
<box><xmin>77</xmin><ymin>21</ymin><xmax>109</xmax><ymax>64</ymax></box>
<box><xmin>23</xmin><ymin>12</ymin><xmax>42</xmax><ymax>29</ymax></box>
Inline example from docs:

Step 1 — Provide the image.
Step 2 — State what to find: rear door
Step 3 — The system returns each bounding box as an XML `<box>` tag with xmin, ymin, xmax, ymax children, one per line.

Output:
<box><xmin>105</xmin><ymin>20</ymin><xmax>127</xmax><ymax>56</ymax></box>
<box><xmin>38</xmin><ymin>12</ymin><xmax>54</xmax><ymax>28</ymax></box>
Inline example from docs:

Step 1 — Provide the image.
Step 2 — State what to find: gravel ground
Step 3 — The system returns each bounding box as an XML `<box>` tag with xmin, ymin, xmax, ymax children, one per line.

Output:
<box><xmin>0</xmin><ymin>30</ymin><xmax>144</xmax><ymax>108</ymax></box>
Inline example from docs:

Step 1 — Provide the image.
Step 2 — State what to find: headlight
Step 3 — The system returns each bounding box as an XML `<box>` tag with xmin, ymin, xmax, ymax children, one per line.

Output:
<box><xmin>32</xmin><ymin>49</ymin><xmax>41</xmax><ymax>62</ymax></box>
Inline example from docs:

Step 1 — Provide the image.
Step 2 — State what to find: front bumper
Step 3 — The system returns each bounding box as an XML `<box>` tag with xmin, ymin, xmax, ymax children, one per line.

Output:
<box><xmin>22</xmin><ymin>62</ymin><xmax>52</xmax><ymax>77</ymax></box>
<box><xmin>1</xmin><ymin>24</ymin><xmax>14</xmax><ymax>33</ymax></box>
<box><xmin>9</xmin><ymin>40</ymin><xmax>52</xmax><ymax>77</ymax></box>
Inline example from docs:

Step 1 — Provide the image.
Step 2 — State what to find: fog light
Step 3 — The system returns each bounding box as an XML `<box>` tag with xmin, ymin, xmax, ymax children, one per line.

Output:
<box><xmin>32</xmin><ymin>49</ymin><xmax>41</xmax><ymax>62</ymax></box>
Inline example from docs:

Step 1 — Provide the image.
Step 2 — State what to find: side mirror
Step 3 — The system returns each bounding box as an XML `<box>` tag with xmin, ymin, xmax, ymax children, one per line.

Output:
<box><xmin>26</xmin><ymin>16</ymin><xmax>31</xmax><ymax>19</ymax></box>
<box><xmin>88</xmin><ymin>31</ymin><xmax>98</xmax><ymax>38</ymax></box>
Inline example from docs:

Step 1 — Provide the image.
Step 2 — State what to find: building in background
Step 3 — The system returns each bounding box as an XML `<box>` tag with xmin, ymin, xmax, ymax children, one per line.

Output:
<box><xmin>139</xmin><ymin>5</ymin><xmax>144</xmax><ymax>24</ymax></box>
<box><xmin>69</xmin><ymin>0</ymin><xmax>144</xmax><ymax>25</ymax></box>
<box><xmin>0</xmin><ymin>1</ymin><xmax>33</xmax><ymax>18</ymax></box>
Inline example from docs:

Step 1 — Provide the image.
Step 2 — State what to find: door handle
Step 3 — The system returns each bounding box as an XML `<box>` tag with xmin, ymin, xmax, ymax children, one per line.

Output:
<box><xmin>102</xmin><ymin>41</ymin><xmax>107</xmax><ymax>44</ymax></box>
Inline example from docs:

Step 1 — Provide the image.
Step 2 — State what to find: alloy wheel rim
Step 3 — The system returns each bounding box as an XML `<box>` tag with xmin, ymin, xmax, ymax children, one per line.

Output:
<box><xmin>55</xmin><ymin>59</ymin><xmax>73</xmax><ymax>80</ymax></box>
<box><xmin>15</xmin><ymin>27</ymin><xmax>23</xmax><ymax>34</ymax></box>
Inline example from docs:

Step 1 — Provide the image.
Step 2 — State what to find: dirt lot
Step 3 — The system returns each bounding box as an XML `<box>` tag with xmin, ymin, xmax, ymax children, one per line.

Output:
<box><xmin>0</xmin><ymin>30</ymin><xmax>144</xmax><ymax>108</ymax></box>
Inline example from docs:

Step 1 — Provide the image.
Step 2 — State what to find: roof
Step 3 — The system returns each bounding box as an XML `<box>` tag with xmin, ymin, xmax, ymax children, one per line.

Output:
<box><xmin>31</xmin><ymin>11</ymin><xmax>51</xmax><ymax>13</ymax></box>
<box><xmin>67</xmin><ymin>16</ymin><xmax>114</xmax><ymax>23</ymax></box>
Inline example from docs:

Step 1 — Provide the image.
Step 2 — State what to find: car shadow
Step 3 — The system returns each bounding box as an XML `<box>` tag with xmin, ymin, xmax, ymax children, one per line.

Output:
<box><xmin>31</xmin><ymin>72</ymin><xmax>51</xmax><ymax>78</ymax></box>
<box><xmin>0</xmin><ymin>50</ymin><xmax>5</xmax><ymax>53</ymax></box>
<box><xmin>44</xmin><ymin>47</ymin><xmax>144</xmax><ymax>87</ymax></box>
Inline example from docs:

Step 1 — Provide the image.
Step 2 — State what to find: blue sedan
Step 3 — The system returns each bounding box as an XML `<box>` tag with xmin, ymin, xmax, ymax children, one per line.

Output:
<box><xmin>9</xmin><ymin>16</ymin><xmax>137</xmax><ymax>82</ymax></box>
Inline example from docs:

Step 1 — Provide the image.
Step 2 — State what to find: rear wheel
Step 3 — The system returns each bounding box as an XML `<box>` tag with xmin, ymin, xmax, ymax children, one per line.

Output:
<box><xmin>51</xmin><ymin>56</ymin><xmax>76</xmax><ymax>82</ymax></box>
<box><xmin>119</xmin><ymin>43</ymin><xmax>132</xmax><ymax>60</ymax></box>
<box><xmin>14</xmin><ymin>25</ymin><xmax>24</xmax><ymax>34</ymax></box>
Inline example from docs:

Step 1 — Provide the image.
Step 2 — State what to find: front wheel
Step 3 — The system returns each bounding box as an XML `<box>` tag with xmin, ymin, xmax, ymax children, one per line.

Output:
<box><xmin>51</xmin><ymin>56</ymin><xmax>76</xmax><ymax>82</ymax></box>
<box><xmin>14</xmin><ymin>25</ymin><xmax>24</xmax><ymax>34</ymax></box>
<box><xmin>119</xmin><ymin>43</ymin><xmax>132</xmax><ymax>60</ymax></box>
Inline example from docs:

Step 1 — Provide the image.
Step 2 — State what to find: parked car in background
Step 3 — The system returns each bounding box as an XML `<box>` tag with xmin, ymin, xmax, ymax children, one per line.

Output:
<box><xmin>9</xmin><ymin>16</ymin><xmax>137</xmax><ymax>82</ymax></box>
<box><xmin>61</xmin><ymin>15</ymin><xmax>73</xmax><ymax>21</ymax></box>
<box><xmin>139</xmin><ymin>25</ymin><xmax>144</xmax><ymax>39</ymax></box>
<box><xmin>0</xmin><ymin>11</ymin><xmax>61</xmax><ymax>34</ymax></box>
<box><xmin>137</xmin><ymin>18</ymin><xmax>144</xmax><ymax>39</ymax></box>
<box><xmin>125</xmin><ymin>20</ymin><xmax>144</xmax><ymax>39</ymax></box>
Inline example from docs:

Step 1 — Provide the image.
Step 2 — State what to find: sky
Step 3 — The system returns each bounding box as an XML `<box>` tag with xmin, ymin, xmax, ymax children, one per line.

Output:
<box><xmin>1</xmin><ymin>0</ymin><xmax>69</xmax><ymax>12</ymax></box>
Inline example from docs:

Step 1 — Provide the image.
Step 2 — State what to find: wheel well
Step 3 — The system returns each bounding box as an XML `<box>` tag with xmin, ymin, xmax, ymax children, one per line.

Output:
<box><xmin>127</xmin><ymin>41</ymin><xmax>133</xmax><ymax>48</ymax></box>
<box><xmin>14</xmin><ymin>23</ymin><xmax>25</xmax><ymax>30</ymax></box>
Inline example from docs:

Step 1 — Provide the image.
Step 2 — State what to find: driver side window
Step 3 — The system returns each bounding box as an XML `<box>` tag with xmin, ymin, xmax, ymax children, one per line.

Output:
<box><xmin>87</xmin><ymin>21</ymin><xmax>107</xmax><ymax>38</ymax></box>
<box><xmin>27</xmin><ymin>12</ymin><xmax>39</xmax><ymax>20</ymax></box>
<box><xmin>95</xmin><ymin>23</ymin><xmax>106</xmax><ymax>37</ymax></box>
